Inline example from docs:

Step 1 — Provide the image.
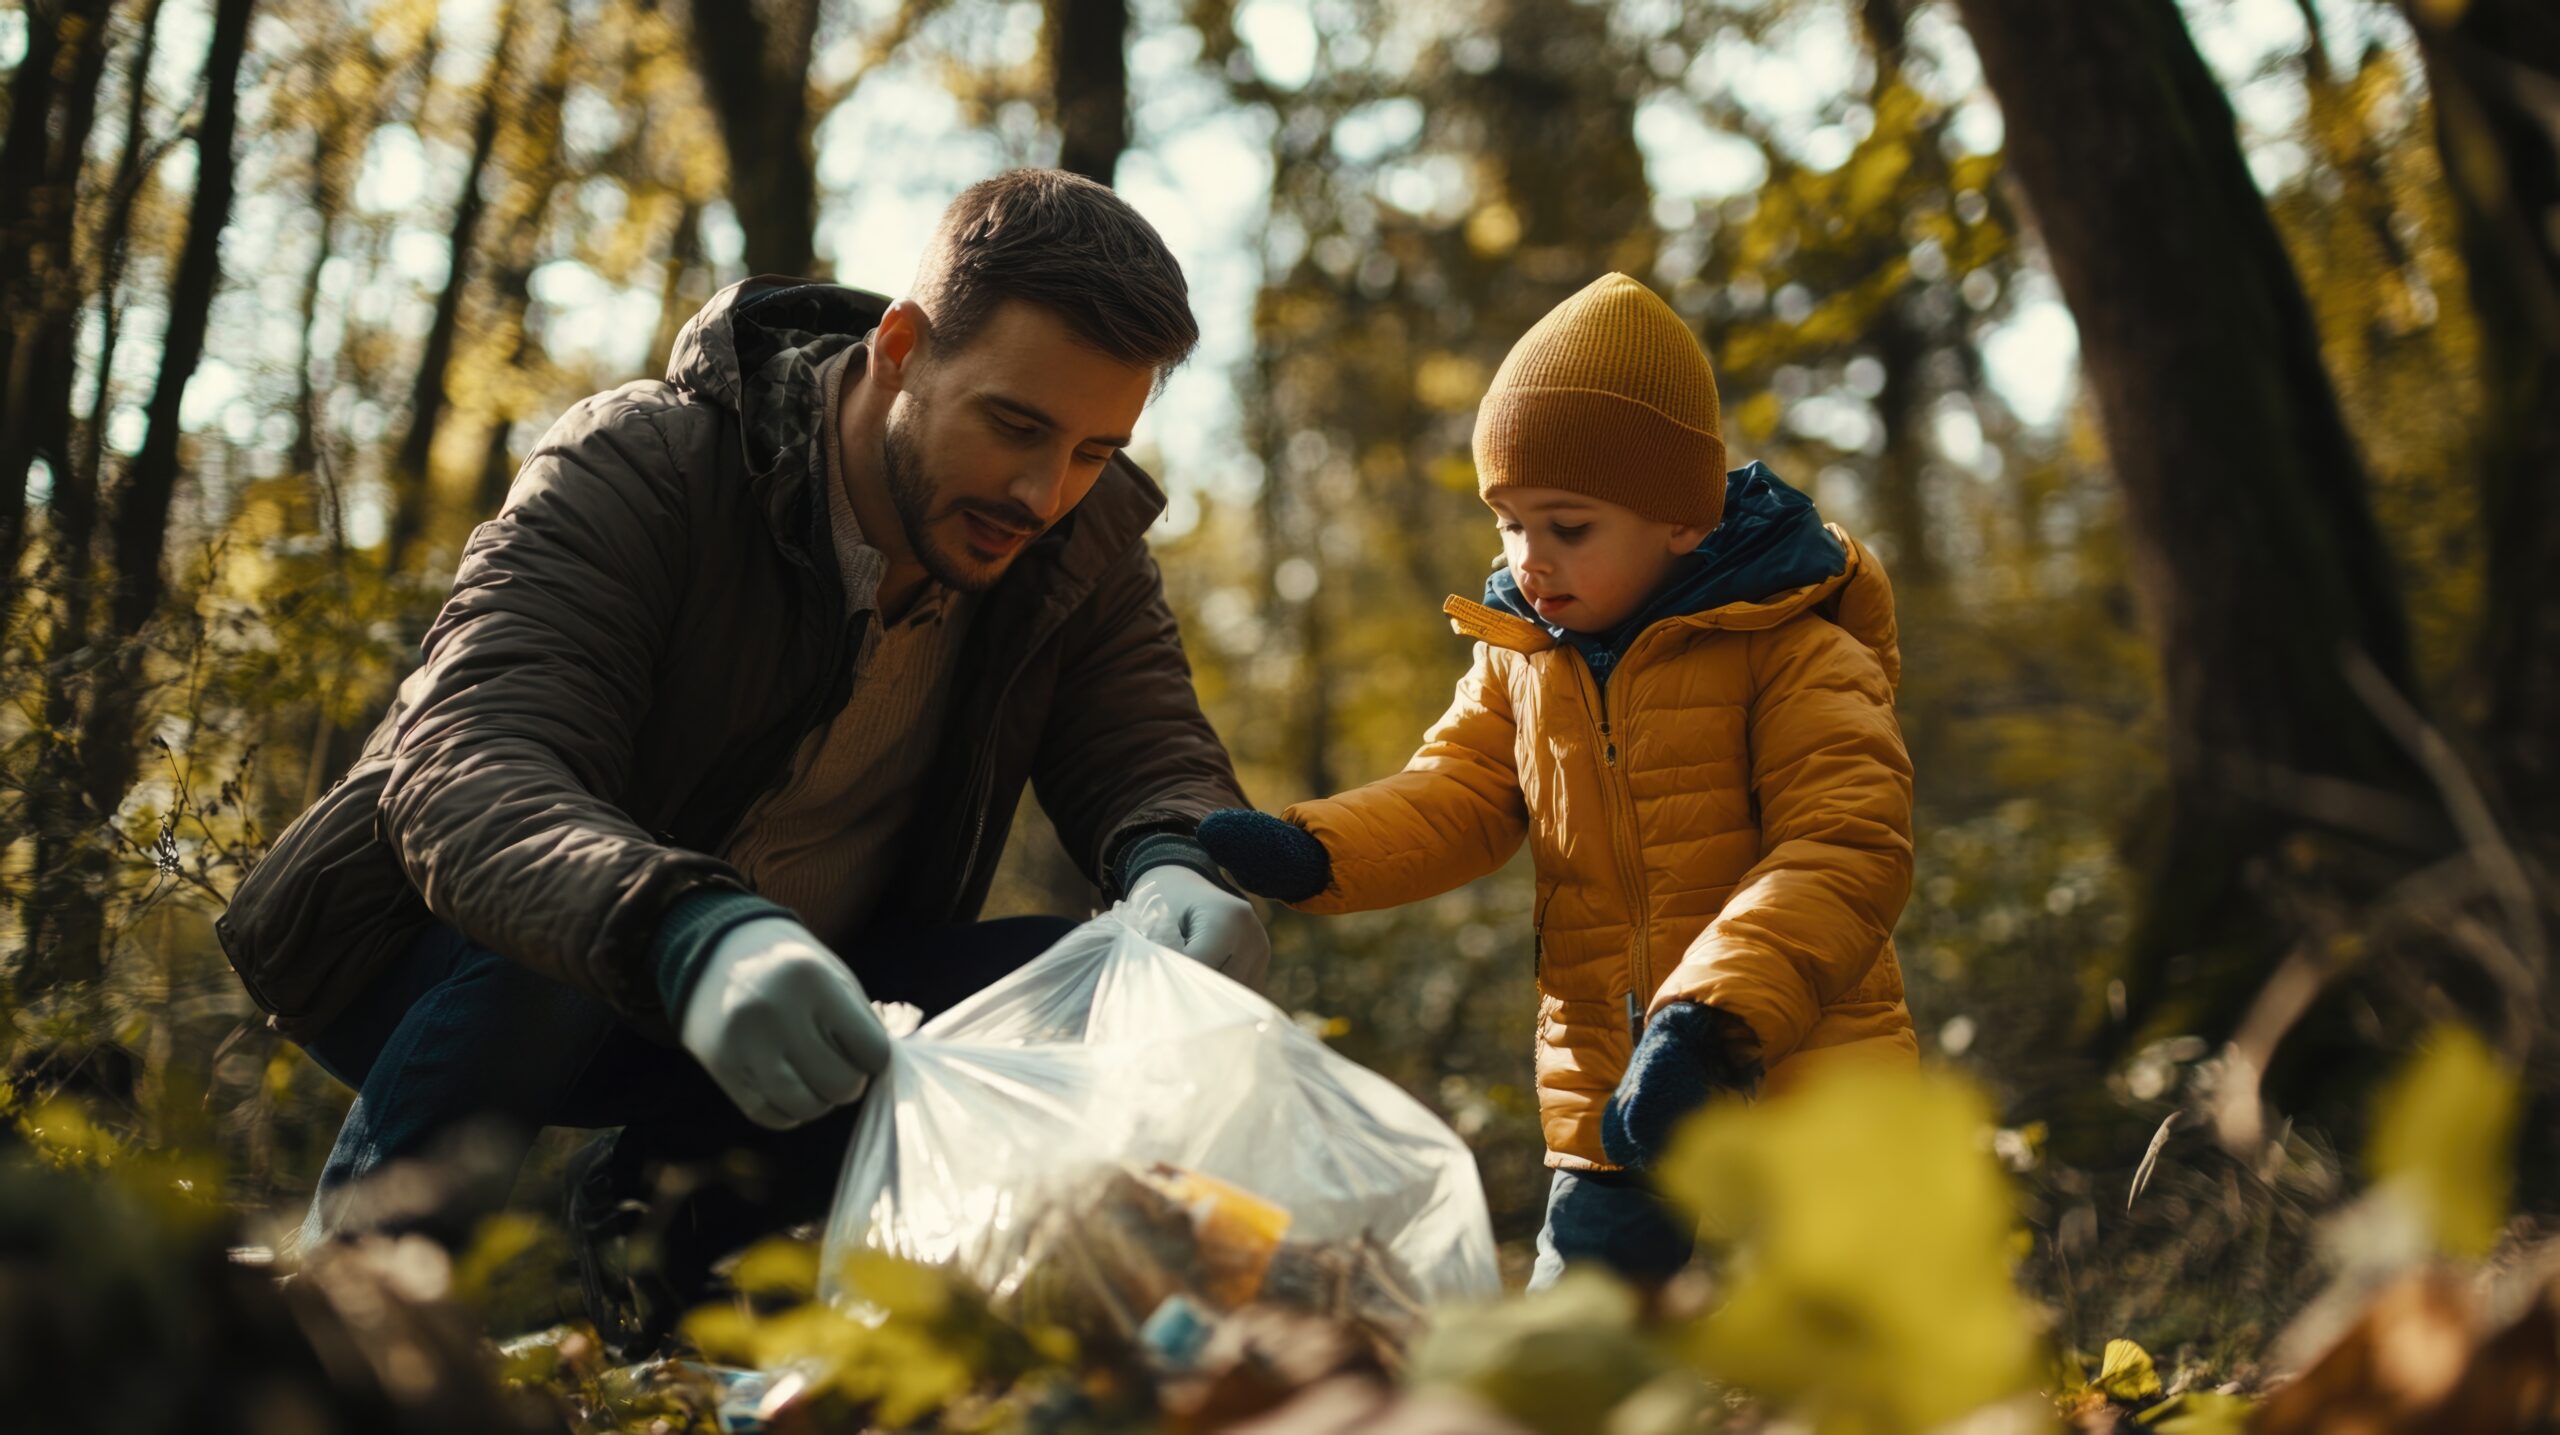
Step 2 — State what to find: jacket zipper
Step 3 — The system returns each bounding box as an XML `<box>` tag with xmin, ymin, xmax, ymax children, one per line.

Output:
<box><xmin>1570</xmin><ymin>652</ymin><xmax>1653</xmax><ymax>1038</ymax></box>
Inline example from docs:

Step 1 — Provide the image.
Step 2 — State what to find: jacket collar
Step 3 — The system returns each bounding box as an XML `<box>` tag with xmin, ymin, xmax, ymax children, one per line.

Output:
<box><xmin>1446</xmin><ymin>552</ymin><xmax>1860</xmax><ymax>647</ymax></box>
<box><xmin>1444</xmin><ymin>463</ymin><xmax>1900</xmax><ymax>694</ymax></box>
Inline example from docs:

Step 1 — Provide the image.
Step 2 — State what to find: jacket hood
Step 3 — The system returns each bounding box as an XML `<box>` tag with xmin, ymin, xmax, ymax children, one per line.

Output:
<box><xmin>665</xmin><ymin>273</ymin><xmax>884</xmax><ymax>417</ymax></box>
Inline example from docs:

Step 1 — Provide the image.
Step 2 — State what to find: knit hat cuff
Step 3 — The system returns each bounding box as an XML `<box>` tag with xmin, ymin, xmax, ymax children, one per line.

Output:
<box><xmin>1474</xmin><ymin>386</ymin><xmax>1728</xmax><ymax>527</ymax></box>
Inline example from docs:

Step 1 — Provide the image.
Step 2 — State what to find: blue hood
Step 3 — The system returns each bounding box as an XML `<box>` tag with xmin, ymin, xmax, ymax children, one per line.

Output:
<box><xmin>1486</xmin><ymin>462</ymin><xmax>1846</xmax><ymax>689</ymax></box>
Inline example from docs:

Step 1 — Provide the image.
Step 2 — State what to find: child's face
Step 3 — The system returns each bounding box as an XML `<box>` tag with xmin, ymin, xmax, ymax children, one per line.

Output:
<box><xmin>1489</xmin><ymin>488</ymin><xmax>1713</xmax><ymax>633</ymax></box>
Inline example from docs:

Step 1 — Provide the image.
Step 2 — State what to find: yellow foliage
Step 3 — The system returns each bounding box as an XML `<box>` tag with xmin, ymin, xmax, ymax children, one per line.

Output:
<box><xmin>1794</xmin><ymin>261</ymin><xmax>1912</xmax><ymax>349</ymax></box>
<box><xmin>1733</xmin><ymin>390</ymin><xmax>1784</xmax><ymax>445</ymax></box>
<box><xmin>1839</xmin><ymin>134</ymin><xmax>1914</xmax><ymax>218</ymax></box>
<box><xmin>1415</xmin><ymin>352</ymin><xmax>1490</xmax><ymax>412</ymax></box>
<box><xmin>731</xmin><ymin>1235</ymin><xmax>820</xmax><ymax>1300</ymax></box>
<box><xmin>2093</xmin><ymin>1337</ymin><xmax>2161</xmax><ymax>1401</ymax></box>
<box><xmin>1432</xmin><ymin>453</ymin><xmax>1479</xmax><ymax>492</ymax></box>
<box><xmin>2368</xmin><ymin>1024</ymin><xmax>2519</xmax><ymax>1259</ymax></box>
<box><xmin>1656</xmin><ymin>1063</ymin><xmax>2041</xmax><ymax>1435</ymax></box>
<box><xmin>452</xmin><ymin>1211</ymin><xmax>549</xmax><ymax>1308</ymax></box>
<box><xmin>1410</xmin><ymin>1270</ymin><xmax>1688</xmax><ymax>1435</ymax></box>
<box><xmin>17</xmin><ymin>1098</ymin><xmax>116</xmax><ymax>1171</ymax></box>
<box><xmin>1467</xmin><ymin>202</ymin><xmax>1523</xmax><ymax>258</ymax></box>
<box><xmin>836</xmin><ymin>1248</ymin><xmax>955</xmax><ymax>1321</ymax></box>
<box><xmin>680</xmin><ymin>1253</ymin><xmax>991</xmax><ymax>1427</ymax></box>
<box><xmin>2144</xmin><ymin>1391</ymin><xmax>2254</xmax><ymax>1433</ymax></box>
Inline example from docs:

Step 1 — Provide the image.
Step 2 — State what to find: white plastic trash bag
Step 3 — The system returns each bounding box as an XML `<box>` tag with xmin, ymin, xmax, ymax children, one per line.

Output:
<box><xmin>818</xmin><ymin>907</ymin><xmax>1500</xmax><ymax>1345</ymax></box>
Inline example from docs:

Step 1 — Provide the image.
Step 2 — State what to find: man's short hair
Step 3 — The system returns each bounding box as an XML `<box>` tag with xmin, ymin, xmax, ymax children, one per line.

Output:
<box><xmin>912</xmin><ymin>169</ymin><xmax>1200</xmax><ymax>380</ymax></box>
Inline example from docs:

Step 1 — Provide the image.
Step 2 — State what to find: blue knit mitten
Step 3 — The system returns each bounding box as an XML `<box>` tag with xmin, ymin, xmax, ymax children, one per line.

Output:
<box><xmin>1600</xmin><ymin>1002</ymin><xmax>1764</xmax><ymax>1170</ymax></box>
<box><xmin>1195</xmin><ymin>809</ymin><xmax>1333</xmax><ymax>904</ymax></box>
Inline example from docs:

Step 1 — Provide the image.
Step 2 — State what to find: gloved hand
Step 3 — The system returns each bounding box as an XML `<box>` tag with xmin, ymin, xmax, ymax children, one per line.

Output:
<box><xmin>677</xmin><ymin>916</ymin><xmax>892</xmax><ymax>1131</ymax></box>
<box><xmin>1599</xmin><ymin>1001</ymin><xmax>1764</xmax><ymax>1170</ymax></box>
<box><xmin>1195</xmin><ymin>808</ymin><xmax>1333</xmax><ymax>904</ymax></box>
<box><xmin>1125</xmin><ymin>864</ymin><xmax>1272</xmax><ymax>990</ymax></box>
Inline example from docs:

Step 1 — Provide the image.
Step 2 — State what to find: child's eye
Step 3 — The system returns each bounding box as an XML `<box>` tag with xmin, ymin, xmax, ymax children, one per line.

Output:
<box><xmin>1551</xmin><ymin>523</ymin><xmax>1591</xmax><ymax>541</ymax></box>
<box><xmin>1497</xmin><ymin>520</ymin><xmax>1524</xmax><ymax>535</ymax></box>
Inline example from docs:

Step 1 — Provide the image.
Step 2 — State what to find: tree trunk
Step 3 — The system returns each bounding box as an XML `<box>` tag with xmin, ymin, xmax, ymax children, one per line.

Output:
<box><xmin>1044</xmin><ymin>0</ymin><xmax>1128</xmax><ymax>186</ymax></box>
<box><xmin>686</xmin><ymin>0</ymin><xmax>821</xmax><ymax>279</ymax></box>
<box><xmin>4</xmin><ymin>0</ymin><xmax>112</xmax><ymax>463</ymax></box>
<box><xmin>44</xmin><ymin>0</ymin><xmax>256</xmax><ymax>994</ymax></box>
<box><xmin>0</xmin><ymin>1</ymin><xmax>65</xmax><ymax>601</ymax></box>
<box><xmin>383</xmin><ymin>0</ymin><xmax>517</xmax><ymax>579</ymax></box>
<box><xmin>288</xmin><ymin>118</ymin><xmax>358</xmax><ymax>812</ymax></box>
<box><xmin>25</xmin><ymin>0</ymin><xmax>164</xmax><ymax>971</ymax></box>
<box><xmin>2407</xmin><ymin>1</ymin><xmax>2560</xmax><ymax>836</ymax></box>
<box><xmin>1866</xmin><ymin>293</ymin><xmax>1942</xmax><ymax>591</ymax></box>
<box><xmin>1854</xmin><ymin>0</ymin><xmax>1941</xmax><ymax>593</ymax></box>
<box><xmin>0</xmin><ymin>3</ymin><xmax>66</xmax><ymax>275</ymax></box>
<box><xmin>645</xmin><ymin>199</ymin><xmax>704</xmax><ymax>383</ymax></box>
<box><xmin>73</xmin><ymin>0</ymin><xmax>167</xmax><ymax>518</ymax></box>
<box><xmin>0</xmin><ymin>0</ymin><xmax>113</xmax><ymax>616</ymax></box>
<box><xmin>1948</xmin><ymin>0</ymin><xmax>2431</xmax><ymax>1038</ymax></box>
<box><xmin>288</xmin><ymin>123</ymin><xmax>342</xmax><ymax>497</ymax></box>
<box><xmin>473</xmin><ymin>10</ymin><xmax>568</xmax><ymax>521</ymax></box>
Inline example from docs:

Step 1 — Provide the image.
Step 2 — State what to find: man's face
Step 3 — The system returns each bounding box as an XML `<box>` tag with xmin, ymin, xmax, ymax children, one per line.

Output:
<box><xmin>1489</xmin><ymin>487</ymin><xmax>1709</xmax><ymax>633</ymax></box>
<box><xmin>879</xmin><ymin>300</ymin><xmax>1156</xmax><ymax>592</ymax></box>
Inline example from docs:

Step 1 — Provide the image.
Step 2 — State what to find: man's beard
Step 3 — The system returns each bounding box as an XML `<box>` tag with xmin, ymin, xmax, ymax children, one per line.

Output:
<box><xmin>880</xmin><ymin>400</ymin><xmax>1042</xmax><ymax>594</ymax></box>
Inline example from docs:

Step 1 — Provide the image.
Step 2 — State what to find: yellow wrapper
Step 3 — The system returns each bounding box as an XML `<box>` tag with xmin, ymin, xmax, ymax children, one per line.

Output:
<box><xmin>1141</xmin><ymin>1164</ymin><xmax>1293</xmax><ymax>1308</ymax></box>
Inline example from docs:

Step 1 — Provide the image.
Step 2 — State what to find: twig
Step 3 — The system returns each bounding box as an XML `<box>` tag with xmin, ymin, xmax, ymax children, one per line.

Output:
<box><xmin>2130</xmin><ymin>1109</ymin><xmax>2181</xmax><ymax>1210</ymax></box>
<box><xmin>2340</xmin><ymin>645</ymin><xmax>2547</xmax><ymax>984</ymax></box>
<box><xmin>2213</xmin><ymin>939</ymin><xmax>2341</xmax><ymax>1157</ymax></box>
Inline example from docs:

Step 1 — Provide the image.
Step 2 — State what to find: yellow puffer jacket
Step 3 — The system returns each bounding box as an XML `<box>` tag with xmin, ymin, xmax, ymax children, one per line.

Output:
<box><xmin>1283</xmin><ymin>530</ymin><xmax>1917</xmax><ymax>1169</ymax></box>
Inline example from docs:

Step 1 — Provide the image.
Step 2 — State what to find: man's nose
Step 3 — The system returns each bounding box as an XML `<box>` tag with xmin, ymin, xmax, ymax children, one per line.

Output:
<box><xmin>1007</xmin><ymin>455</ymin><xmax>1074</xmax><ymax>522</ymax></box>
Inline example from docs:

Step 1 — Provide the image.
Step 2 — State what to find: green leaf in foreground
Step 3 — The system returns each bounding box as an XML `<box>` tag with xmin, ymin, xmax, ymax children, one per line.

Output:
<box><xmin>2368</xmin><ymin>1025</ymin><xmax>2521</xmax><ymax>1259</ymax></box>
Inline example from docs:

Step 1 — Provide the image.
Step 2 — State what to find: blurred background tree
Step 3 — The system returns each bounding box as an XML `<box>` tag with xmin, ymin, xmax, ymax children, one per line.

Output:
<box><xmin>0</xmin><ymin>0</ymin><xmax>2547</xmax><ymax>1364</ymax></box>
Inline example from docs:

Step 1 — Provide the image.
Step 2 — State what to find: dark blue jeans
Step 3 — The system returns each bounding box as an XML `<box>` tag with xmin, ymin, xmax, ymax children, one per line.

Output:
<box><xmin>1527</xmin><ymin>1168</ymin><xmax>1698</xmax><ymax>1290</ymax></box>
<box><xmin>296</xmin><ymin>913</ymin><xmax>1079</xmax><ymax>1250</ymax></box>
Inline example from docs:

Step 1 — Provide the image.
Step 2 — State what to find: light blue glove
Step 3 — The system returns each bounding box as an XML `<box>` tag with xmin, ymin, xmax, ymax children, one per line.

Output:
<box><xmin>676</xmin><ymin>916</ymin><xmax>891</xmax><ymax>1130</ymax></box>
<box><xmin>1125</xmin><ymin>864</ymin><xmax>1272</xmax><ymax>991</ymax></box>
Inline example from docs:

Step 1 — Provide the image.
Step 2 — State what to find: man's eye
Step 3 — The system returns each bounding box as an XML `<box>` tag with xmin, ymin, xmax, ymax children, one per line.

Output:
<box><xmin>994</xmin><ymin>416</ymin><xmax>1037</xmax><ymax>440</ymax></box>
<box><xmin>1077</xmin><ymin>449</ymin><xmax>1113</xmax><ymax>466</ymax></box>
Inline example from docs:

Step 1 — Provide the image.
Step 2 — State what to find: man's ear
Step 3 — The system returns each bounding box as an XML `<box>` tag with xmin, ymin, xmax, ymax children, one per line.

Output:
<box><xmin>870</xmin><ymin>299</ymin><xmax>928</xmax><ymax>393</ymax></box>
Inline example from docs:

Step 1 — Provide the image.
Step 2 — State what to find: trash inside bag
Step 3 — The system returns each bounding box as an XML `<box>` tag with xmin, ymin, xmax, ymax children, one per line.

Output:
<box><xmin>819</xmin><ymin>908</ymin><xmax>1500</xmax><ymax>1352</ymax></box>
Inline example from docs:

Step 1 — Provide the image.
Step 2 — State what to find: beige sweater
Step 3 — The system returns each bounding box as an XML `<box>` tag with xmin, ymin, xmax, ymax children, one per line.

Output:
<box><xmin>719</xmin><ymin>343</ymin><xmax>975</xmax><ymax>947</ymax></box>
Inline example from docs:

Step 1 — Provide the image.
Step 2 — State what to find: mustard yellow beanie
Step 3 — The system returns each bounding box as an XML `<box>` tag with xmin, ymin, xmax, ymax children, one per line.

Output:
<box><xmin>1471</xmin><ymin>273</ymin><xmax>1725</xmax><ymax>527</ymax></box>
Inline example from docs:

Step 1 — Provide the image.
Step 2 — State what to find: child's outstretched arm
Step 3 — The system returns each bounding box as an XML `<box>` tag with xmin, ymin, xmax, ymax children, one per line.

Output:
<box><xmin>1201</xmin><ymin>643</ymin><xmax>1528</xmax><ymax>914</ymax></box>
<box><xmin>1652</xmin><ymin>616</ymin><xmax>1915</xmax><ymax>1067</ymax></box>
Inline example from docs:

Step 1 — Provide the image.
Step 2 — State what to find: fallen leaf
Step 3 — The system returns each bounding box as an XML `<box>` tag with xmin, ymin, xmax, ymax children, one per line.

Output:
<box><xmin>2095</xmin><ymin>1338</ymin><xmax>2162</xmax><ymax>1402</ymax></box>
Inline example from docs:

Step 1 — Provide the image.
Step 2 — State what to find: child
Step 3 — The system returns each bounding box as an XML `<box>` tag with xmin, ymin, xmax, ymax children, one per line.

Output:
<box><xmin>1197</xmin><ymin>273</ymin><xmax>1917</xmax><ymax>1290</ymax></box>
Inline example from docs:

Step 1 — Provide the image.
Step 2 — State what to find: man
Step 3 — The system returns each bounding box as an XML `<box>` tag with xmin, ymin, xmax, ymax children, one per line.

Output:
<box><xmin>216</xmin><ymin>170</ymin><xmax>1263</xmax><ymax>1343</ymax></box>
